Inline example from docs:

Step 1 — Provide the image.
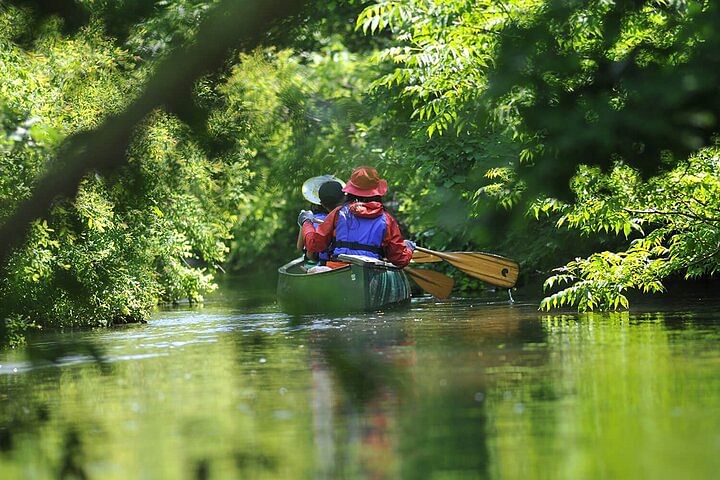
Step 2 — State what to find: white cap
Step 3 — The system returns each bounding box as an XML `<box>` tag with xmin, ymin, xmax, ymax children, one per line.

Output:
<box><xmin>301</xmin><ymin>175</ymin><xmax>346</xmax><ymax>205</ymax></box>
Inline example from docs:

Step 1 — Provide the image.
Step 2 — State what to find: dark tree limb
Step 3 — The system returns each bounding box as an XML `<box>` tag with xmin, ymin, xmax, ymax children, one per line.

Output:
<box><xmin>623</xmin><ymin>207</ymin><xmax>720</xmax><ymax>224</ymax></box>
<box><xmin>0</xmin><ymin>0</ymin><xmax>305</xmax><ymax>264</ymax></box>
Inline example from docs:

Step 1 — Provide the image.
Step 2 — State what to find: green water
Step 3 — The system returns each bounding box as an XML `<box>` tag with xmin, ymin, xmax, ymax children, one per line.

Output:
<box><xmin>2</xmin><ymin>284</ymin><xmax>720</xmax><ymax>479</ymax></box>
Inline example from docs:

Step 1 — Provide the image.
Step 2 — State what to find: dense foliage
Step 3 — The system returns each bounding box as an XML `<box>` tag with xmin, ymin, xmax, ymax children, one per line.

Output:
<box><xmin>355</xmin><ymin>0</ymin><xmax>720</xmax><ymax>310</ymax></box>
<box><xmin>0</xmin><ymin>0</ymin><xmax>385</xmax><ymax>343</ymax></box>
<box><xmin>4</xmin><ymin>0</ymin><xmax>720</xmax><ymax>344</ymax></box>
<box><xmin>0</xmin><ymin>2</ymin><xmax>236</xmax><ymax>343</ymax></box>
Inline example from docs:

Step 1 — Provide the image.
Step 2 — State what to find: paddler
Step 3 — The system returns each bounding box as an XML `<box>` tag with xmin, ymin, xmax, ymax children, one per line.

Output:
<box><xmin>298</xmin><ymin>166</ymin><xmax>415</xmax><ymax>268</ymax></box>
<box><xmin>296</xmin><ymin>175</ymin><xmax>345</xmax><ymax>265</ymax></box>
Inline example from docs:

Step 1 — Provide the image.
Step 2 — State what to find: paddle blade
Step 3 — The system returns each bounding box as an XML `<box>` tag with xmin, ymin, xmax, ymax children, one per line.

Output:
<box><xmin>411</xmin><ymin>250</ymin><xmax>443</xmax><ymax>263</ymax></box>
<box><xmin>415</xmin><ymin>246</ymin><xmax>519</xmax><ymax>288</ymax></box>
<box><xmin>441</xmin><ymin>252</ymin><xmax>518</xmax><ymax>288</ymax></box>
<box><xmin>406</xmin><ymin>267</ymin><xmax>454</xmax><ymax>299</ymax></box>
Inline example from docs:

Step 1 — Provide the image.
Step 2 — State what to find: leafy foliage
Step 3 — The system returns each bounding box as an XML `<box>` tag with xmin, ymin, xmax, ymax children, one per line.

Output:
<box><xmin>486</xmin><ymin>0</ymin><xmax>720</xmax><ymax>198</ymax></box>
<box><xmin>210</xmin><ymin>45</ymin><xmax>388</xmax><ymax>268</ymax></box>
<box><xmin>354</xmin><ymin>0</ymin><xmax>720</xmax><ymax>310</ymax></box>
<box><xmin>541</xmin><ymin>149</ymin><xmax>720</xmax><ymax>311</ymax></box>
<box><xmin>0</xmin><ymin>4</ymin><xmax>241</xmax><ymax>343</ymax></box>
<box><xmin>4</xmin><ymin>0</ymin><xmax>720</xmax><ymax>335</ymax></box>
<box><xmin>356</xmin><ymin>0</ymin><xmax>542</xmax><ymax>138</ymax></box>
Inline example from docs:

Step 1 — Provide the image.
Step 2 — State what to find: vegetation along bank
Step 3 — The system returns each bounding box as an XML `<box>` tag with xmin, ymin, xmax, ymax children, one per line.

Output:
<box><xmin>2</xmin><ymin>1</ymin><xmax>720</xmax><ymax>343</ymax></box>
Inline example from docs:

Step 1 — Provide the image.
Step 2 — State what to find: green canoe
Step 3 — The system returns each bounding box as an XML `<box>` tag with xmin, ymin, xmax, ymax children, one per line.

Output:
<box><xmin>277</xmin><ymin>255</ymin><xmax>412</xmax><ymax>314</ymax></box>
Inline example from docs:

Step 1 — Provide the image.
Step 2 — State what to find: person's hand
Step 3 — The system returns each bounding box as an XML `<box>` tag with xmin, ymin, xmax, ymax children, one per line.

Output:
<box><xmin>404</xmin><ymin>239</ymin><xmax>416</xmax><ymax>251</ymax></box>
<box><xmin>297</xmin><ymin>210</ymin><xmax>314</xmax><ymax>226</ymax></box>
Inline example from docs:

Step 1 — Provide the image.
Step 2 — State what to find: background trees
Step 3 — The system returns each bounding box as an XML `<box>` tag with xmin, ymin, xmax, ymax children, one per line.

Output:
<box><xmin>0</xmin><ymin>0</ymin><xmax>301</xmax><ymax>342</ymax></box>
<box><xmin>356</xmin><ymin>0</ymin><xmax>720</xmax><ymax>311</ymax></box>
<box><xmin>3</xmin><ymin>0</ymin><xmax>720</xmax><ymax>342</ymax></box>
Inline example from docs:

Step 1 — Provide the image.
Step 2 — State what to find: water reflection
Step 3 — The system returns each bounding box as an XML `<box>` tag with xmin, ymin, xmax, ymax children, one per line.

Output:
<box><xmin>1</xmin><ymin>293</ymin><xmax>720</xmax><ymax>479</ymax></box>
<box><xmin>309</xmin><ymin>326</ymin><xmax>408</xmax><ymax>479</ymax></box>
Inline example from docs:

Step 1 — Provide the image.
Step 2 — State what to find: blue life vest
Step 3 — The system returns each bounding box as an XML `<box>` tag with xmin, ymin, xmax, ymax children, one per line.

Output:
<box><xmin>332</xmin><ymin>204</ymin><xmax>387</xmax><ymax>259</ymax></box>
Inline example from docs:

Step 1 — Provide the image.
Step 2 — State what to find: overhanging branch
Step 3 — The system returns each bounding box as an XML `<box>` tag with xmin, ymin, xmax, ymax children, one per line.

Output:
<box><xmin>0</xmin><ymin>0</ymin><xmax>305</xmax><ymax>264</ymax></box>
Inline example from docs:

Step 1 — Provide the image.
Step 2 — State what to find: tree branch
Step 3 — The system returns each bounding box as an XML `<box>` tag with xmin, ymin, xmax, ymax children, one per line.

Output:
<box><xmin>0</xmin><ymin>0</ymin><xmax>305</xmax><ymax>264</ymax></box>
<box><xmin>623</xmin><ymin>207</ymin><xmax>720</xmax><ymax>223</ymax></box>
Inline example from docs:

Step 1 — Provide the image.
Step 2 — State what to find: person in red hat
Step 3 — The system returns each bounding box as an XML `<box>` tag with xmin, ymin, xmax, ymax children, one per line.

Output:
<box><xmin>298</xmin><ymin>166</ymin><xmax>415</xmax><ymax>268</ymax></box>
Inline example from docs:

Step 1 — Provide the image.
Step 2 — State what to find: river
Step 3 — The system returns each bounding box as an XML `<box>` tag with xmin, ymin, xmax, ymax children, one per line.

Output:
<box><xmin>1</xmin><ymin>279</ymin><xmax>720</xmax><ymax>479</ymax></box>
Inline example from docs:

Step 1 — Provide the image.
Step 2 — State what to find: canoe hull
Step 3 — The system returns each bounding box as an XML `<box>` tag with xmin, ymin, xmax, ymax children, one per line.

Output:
<box><xmin>277</xmin><ymin>257</ymin><xmax>411</xmax><ymax>314</ymax></box>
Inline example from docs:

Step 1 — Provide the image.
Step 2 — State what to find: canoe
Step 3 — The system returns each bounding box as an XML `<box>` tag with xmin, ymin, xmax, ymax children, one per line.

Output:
<box><xmin>277</xmin><ymin>255</ymin><xmax>411</xmax><ymax>314</ymax></box>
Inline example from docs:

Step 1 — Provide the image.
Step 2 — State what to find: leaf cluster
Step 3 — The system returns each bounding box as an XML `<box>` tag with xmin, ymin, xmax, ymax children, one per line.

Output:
<box><xmin>540</xmin><ymin>148</ymin><xmax>720</xmax><ymax>310</ymax></box>
<box><xmin>0</xmin><ymin>5</ymin><xmax>245</xmax><ymax>343</ymax></box>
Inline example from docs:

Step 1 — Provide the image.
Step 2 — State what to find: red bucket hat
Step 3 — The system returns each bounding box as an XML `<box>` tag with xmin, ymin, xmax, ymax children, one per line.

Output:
<box><xmin>342</xmin><ymin>166</ymin><xmax>388</xmax><ymax>197</ymax></box>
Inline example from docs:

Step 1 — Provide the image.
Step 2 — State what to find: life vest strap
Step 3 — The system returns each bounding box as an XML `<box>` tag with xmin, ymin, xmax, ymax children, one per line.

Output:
<box><xmin>333</xmin><ymin>240</ymin><xmax>383</xmax><ymax>254</ymax></box>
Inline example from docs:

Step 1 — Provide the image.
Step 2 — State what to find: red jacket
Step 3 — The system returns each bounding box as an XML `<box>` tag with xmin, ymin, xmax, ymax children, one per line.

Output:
<box><xmin>302</xmin><ymin>202</ymin><xmax>413</xmax><ymax>268</ymax></box>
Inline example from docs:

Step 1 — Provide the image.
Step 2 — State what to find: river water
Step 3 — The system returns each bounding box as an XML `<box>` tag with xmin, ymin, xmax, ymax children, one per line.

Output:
<box><xmin>1</xmin><ymin>280</ymin><xmax>720</xmax><ymax>479</ymax></box>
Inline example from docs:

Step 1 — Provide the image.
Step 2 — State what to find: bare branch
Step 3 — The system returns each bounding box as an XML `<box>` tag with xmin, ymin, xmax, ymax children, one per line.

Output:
<box><xmin>623</xmin><ymin>207</ymin><xmax>720</xmax><ymax>223</ymax></box>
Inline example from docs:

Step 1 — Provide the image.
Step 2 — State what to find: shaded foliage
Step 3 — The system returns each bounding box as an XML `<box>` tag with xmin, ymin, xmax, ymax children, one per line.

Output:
<box><xmin>0</xmin><ymin>0</ymin><xmax>302</xmax><ymax>343</ymax></box>
<box><xmin>487</xmin><ymin>0</ymin><xmax>719</xmax><ymax>199</ymax></box>
<box><xmin>539</xmin><ymin>148</ymin><xmax>720</xmax><ymax>311</ymax></box>
<box><xmin>4</xmin><ymin>0</ymin><xmax>720</xmax><ymax>332</ymax></box>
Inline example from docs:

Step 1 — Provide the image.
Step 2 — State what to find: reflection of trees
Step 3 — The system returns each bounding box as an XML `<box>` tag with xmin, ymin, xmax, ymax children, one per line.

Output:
<box><xmin>486</xmin><ymin>311</ymin><xmax>720</xmax><ymax>479</ymax></box>
<box><xmin>311</xmin><ymin>327</ymin><xmax>408</xmax><ymax>479</ymax></box>
<box><xmin>306</xmin><ymin>305</ymin><xmax>551</xmax><ymax>479</ymax></box>
<box><xmin>395</xmin><ymin>304</ymin><xmax>545</xmax><ymax>479</ymax></box>
<box><xmin>1</xmin><ymin>322</ymin><xmax>308</xmax><ymax>478</ymax></box>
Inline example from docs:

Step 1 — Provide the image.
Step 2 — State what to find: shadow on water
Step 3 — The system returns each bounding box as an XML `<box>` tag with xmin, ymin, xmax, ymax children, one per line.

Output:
<box><xmin>59</xmin><ymin>427</ymin><xmax>88</xmax><ymax>480</ymax></box>
<box><xmin>302</xmin><ymin>324</ymin><xmax>414</xmax><ymax>479</ymax></box>
<box><xmin>396</xmin><ymin>304</ymin><xmax>549</xmax><ymax>479</ymax></box>
<box><xmin>194</xmin><ymin>459</ymin><xmax>210</xmax><ymax>480</ymax></box>
<box><xmin>317</xmin><ymin>328</ymin><xmax>406</xmax><ymax>406</ymax></box>
<box><xmin>24</xmin><ymin>337</ymin><xmax>112</xmax><ymax>375</ymax></box>
<box><xmin>0</xmin><ymin>331</ymin><xmax>112</xmax><ymax>478</ymax></box>
<box><xmin>279</xmin><ymin>302</ymin><xmax>552</xmax><ymax>479</ymax></box>
<box><xmin>213</xmin><ymin>273</ymin><xmax>279</xmax><ymax>311</ymax></box>
<box><xmin>1</xmin><ymin>365</ymin><xmax>95</xmax><ymax>480</ymax></box>
<box><xmin>0</xmin><ymin>400</ymin><xmax>52</xmax><ymax>457</ymax></box>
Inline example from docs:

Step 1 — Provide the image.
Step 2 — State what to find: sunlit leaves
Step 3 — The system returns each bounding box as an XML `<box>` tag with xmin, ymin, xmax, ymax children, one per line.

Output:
<box><xmin>541</xmin><ymin>147</ymin><xmax>720</xmax><ymax>311</ymax></box>
<box><xmin>124</xmin><ymin>0</ymin><xmax>215</xmax><ymax>58</ymax></box>
<box><xmin>0</xmin><ymin>7</ymin><xmax>242</xmax><ymax>341</ymax></box>
<box><xmin>360</xmin><ymin>0</ymin><xmax>541</xmax><ymax>138</ymax></box>
<box><xmin>472</xmin><ymin>166</ymin><xmax>525</xmax><ymax>210</ymax></box>
<box><xmin>540</xmin><ymin>249</ymin><xmax>663</xmax><ymax>312</ymax></box>
<box><xmin>356</xmin><ymin>1</ymin><xmax>408</xmax><ymax>34</ymax></box>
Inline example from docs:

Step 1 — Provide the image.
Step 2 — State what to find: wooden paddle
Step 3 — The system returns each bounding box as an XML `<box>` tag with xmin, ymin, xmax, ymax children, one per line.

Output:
<box><xmin>411</xmin><ymin>249</ymin><xmax>443</xmax><ymax>263</ymax></box>
<box><xmin>405</xmin><ymin>267</ymin><xmax>454</xmax><ymax>299</ymax></box>
<box><xmin>414</xmin><ymin>246</ymin><xmax>519</xmax><ymax>288</ymax></box>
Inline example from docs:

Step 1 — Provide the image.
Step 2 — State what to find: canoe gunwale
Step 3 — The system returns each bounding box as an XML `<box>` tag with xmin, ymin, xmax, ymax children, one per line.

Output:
<box><xmin>277</xmin><ymin>256</ymin><xmax>401</xmax><ymax>277</ymax></box>
<box><xmin>277</xmin><ymin>256</ymin><xmax>351</xmax><ymax>276</ymax></box>
<box><xmin>276</xmin><ymin>256</ymin><xmax>411</xmax><ymax>314</ymax></box>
